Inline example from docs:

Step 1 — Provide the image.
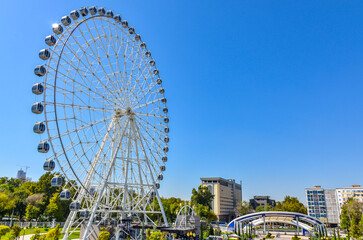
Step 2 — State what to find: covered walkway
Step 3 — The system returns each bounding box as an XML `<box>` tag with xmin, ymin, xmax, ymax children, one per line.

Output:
<box><xmin>227</xmin><ymin>211</ymin><xmax>326</xmax><ymax>236</ymax></box>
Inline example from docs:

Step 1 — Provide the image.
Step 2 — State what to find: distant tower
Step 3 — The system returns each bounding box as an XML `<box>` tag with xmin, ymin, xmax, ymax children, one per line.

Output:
<box><xmin>17</xmin><ymin>169</ymin><xmax>26</xmax><ymax>180</ymax></box>
<box><xmin>17</xmin><ymin>166</ymin><xmax>29</xmax><ymax>181</ymax></box>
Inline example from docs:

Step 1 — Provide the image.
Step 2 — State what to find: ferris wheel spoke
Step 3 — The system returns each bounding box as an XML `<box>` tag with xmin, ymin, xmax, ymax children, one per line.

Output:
<box><xmin>68</xmin><ymin>26</ymin><xmax>124</xmax><ymax>104</ymax></box>
<box><xmin>44</xmin><ymin>101</ymin><xmax>113</xmax><ymax>112</ymax></box>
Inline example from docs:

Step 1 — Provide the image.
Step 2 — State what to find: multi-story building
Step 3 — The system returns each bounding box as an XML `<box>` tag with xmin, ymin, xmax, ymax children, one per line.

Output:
<box><xmin>249</xmin><ymin>196</ymin><xmax>276</xmax><ymax>210</ymax></box>
<box><xmin>201</xmin><ymin>177</ymin><xmax>242</xmax><ymax>222</ymax></box>
<box><xmin>305</xmin><ymin>184</ymin><xmax>362</xmax><ymax>227</ymax></box>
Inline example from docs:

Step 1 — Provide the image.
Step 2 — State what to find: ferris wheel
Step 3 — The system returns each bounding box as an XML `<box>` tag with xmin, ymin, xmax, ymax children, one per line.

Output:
<box><xmin>31</xmin><ymin>6</ymin><xmax>169</xmax><ymax>239</ymax></box>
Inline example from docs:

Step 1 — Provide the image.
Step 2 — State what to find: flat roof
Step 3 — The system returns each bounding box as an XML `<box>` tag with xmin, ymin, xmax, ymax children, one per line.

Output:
<box><xmin>201</xmin><ymin>177</ymin><xmax>241</xmax><ymax>187</ymax></box>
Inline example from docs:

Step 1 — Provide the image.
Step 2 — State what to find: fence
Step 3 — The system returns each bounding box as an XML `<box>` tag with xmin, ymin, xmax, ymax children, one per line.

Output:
<box><xmin>0</xmin><ymin>221</ymin><xmax>65</xmax><ymax>228</ymax></box>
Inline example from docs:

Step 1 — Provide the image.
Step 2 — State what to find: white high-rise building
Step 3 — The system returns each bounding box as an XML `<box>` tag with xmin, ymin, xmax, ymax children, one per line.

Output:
<box><xmin>305</xmin><ymin>184</ymin><xmax>362</xmax><ymax>227</ymax></box>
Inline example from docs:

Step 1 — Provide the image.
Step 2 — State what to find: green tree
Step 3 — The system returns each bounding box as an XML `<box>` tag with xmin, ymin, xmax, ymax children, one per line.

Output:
<box><xmin>340</xmin><ymin>198</ymin><xmax>363</xmax><ymax>239</ymax></box>
<box><xmin>149</xmin><ymin>231</ymin><xmax>165</xmax><ymax>240</ymax></box>
<box><xmin>44</xmin><ymin>193</ymin><xmax>70</xmax><ymax>221</ymax></box>
<box><xmin>0</xmin><ymin>225</ymin><xmax>10</xmax><ymax>239</ymax></box>
<box><xmin>191</xmin><ymin>186</ymin><xmax>214</xmax><ymax>208</ymax></box>
<box><xmin>235</xmin><ymin>201</ymin><xmax>253</xmax><ymax>216</ymax></box>
<box><xmin>10</xmin><ymin>224</ymin><xmax>21</xmax><ymax>240</ymax></box>
<box><xmin>46</xmin><ymin>224</ymin><xmax>61</xmax><ymax>240</ymax></box>
<box><xmin>25</xmin><ymin>204</ymin><xmax>41</xmax><ymax>221</ymax></box>
<box><xmin>98</xmin><ymin>231</ymin><xmax>110</xmax><ymax>240</ymax></box>
<box><xmin>273</xmin><ymin>196</ymin><xmax>306</xmax><ymax>214</ymax></box>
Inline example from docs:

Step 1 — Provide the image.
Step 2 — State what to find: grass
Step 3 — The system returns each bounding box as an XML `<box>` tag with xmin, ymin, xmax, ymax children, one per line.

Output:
<box><xmin>1</xmin><ymin>227</ymin><xmax>81</xmax><ymax>240</ymax></box>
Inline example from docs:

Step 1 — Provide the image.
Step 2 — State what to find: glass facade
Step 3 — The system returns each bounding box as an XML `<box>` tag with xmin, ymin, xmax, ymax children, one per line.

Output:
<box><xmin>306</xmin><ymin>188</ymin><xmax>328</xmax><ymax>223</ymax></box>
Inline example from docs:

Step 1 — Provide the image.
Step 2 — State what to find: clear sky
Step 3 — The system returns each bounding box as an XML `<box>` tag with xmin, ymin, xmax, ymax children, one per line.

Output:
<box><xmin>1</xmin><ymin>0</ymin><xmax>362</xmax><ymax>203</ymax></box>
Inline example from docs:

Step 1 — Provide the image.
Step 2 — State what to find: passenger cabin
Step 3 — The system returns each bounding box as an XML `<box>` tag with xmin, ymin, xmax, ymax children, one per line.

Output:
<box><xmin>164</xmin><ymin>137</ymin><xmax>169</xmax><ymax>143</ymax></box>
<box><xmin>160</xmin><ymin>165</ymin><xmax>166</xmax><ymax>171</ymax></box>
<box><xmin>150</xmin><ymin>60</ymin><xmax>156</xmax><ymax>67</ymax></box>
<box><xmin>60</xmin><ymin>189</ymin><xmax>71</xmax><ymax>200</ymax></box>
<box><xmin>61</xmin><ymin>16</ymin><xmax>71</xmax><ymax>26</ymax></box>
<box><xmin>164</xmin><ymin>117</ymin><xmax>169</xmax><ymax>123</ymax></box>
<box><xmin>155</xmin><ymin>183</ymin><xmax>160</xmax><ymax>189</ymax></box>
<box><xmin>114</xmin><ymin>15</ymin><xmax>121</xmax><ymax>23</ymax></box>
<box><xmin>159</xmin><ymin>88</ymin><xmax>164</xmax><ymax>94</ymax></box>
<box><xmin>32</xmin><ymin>83</ymin><xmax>44</xmax><ymax>95</ymax></box>
<box><xmin>45</xmin><ymin>35</ymin><xmax>56</xmax><ymax>46</ymax></box>
<box><xmin>157</xmin><ymin>78</ymin><xmax>162</xmax><ymax>85</ymax></box>
<box><xmin>31</xmin><ymin>102</ymin><xmax>44</xmax><ymax>114</ymax></box>
<box><xmin>163</xmin><ymin>107</ymin><xmax>168</xmax><ymax>113</ymax></box>
<box><xmin>79</xmin><ymin>7</ymin><xmax>88</xmax><ymax>17</ymax></box>
<box><xmin>70</xmin><ymin>10</ymin><xmax>80</xmax><ymax>20</ymax></box>
<box><xmin>38</xmin><ymin>141</ymin><xmax>50</xmax><ymax>153</ymax></box>
<box><xmin>52</xmin><ymin>24</ymin><xmax>63</xmax><ymax>35</ymax></box>
<box><xmin>51</xmin><ymin>176</ymin><xmax>63</xmax><ymax>187</ymax></box>
<box><xmin>39</xmin><ymin>49</ymin><xmax>50</xmax><ymax>60</ymax></box>
<box><xmin>161</xmin><ymin>98</ymin><xmax>167</xmax><ymax>104</ymax></box>
<box><xmin>122</xmin><ymin>21</ymin><xmax>129</xmax><ymax>28</ymax></box>
<box><xmin>153</xmin><ymin>69</ymin><xmax>159</xmax><ymax>75</ymax></box>
<box><xmin>140</xmin><ymin>42</ymin><xmax>146</xmax><ymax>49</ymax></box>
<box><xmin>135</xmin><ymin>34</ymin><xmax>141</xmax><ymax>41</ymax></box>
<box><xmin>158</xmin><ymin>174</ymin><xmax>164</xmax><ymax>181</ymax></box>
<box><xmin>97</xmin><ymin>7</ymin><xmax>105</xmax><ymax>16</ymax></box>
<box><xmin>89</xmin><ymin>6</ymin><xmax>97</xmax><ymax>16</ymax></box>
<box><xmin>34</xmin><ymin>65</ymin><xmax>46</xmax><ymax>77</ymax></box>
<box><xmin>106</xmin><ymin>10</ymin><xmax>114</xmax><ymax>18</ymax></box>
<box><xmin>163</xmin><ymin>146</ymin><xmax>169</xmax><ymax>153</ymax></box>
<box><xmin>79</xmin><ymin>211</ymin><xmax>89</xmax><ymax>219</ymax></box>
<box><xmin>70</xmin><ymin>202</ymin><xmax>81</xmax><ymax>211</ymax></box>
<box><xmin>128</xmin><ymin>27</ymin><xmax>135</xmax><ymax>35</ymax></box>
<box><xmin>43</xmin><ymin>159</ymin><xmax>55</xmax><ymax>171</ymax></box>
<box><xmin>164</xmin><ymin>127</ymin><xmax>169</xmax><ymax>133</ymax></box>
<box><xmin>33</xmin><ymin>122</ymin><xmax>45</xmax><ymax>134</ymax></box>
<box><xmin>145</xmin><ymin>51</ymin><xmax>151</xmax><ymax>58</ymax></box>
<box><xmin>162</xmin><ymin>156</ymin><xmax>168</xmax><ymax>162</ymax></box>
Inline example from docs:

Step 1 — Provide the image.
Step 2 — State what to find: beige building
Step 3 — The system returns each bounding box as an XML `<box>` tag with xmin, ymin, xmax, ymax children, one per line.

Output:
<box><xmin>201</xmin><ymin>177</ymin><xmax>242</xmax><ymax>222</ymax></box>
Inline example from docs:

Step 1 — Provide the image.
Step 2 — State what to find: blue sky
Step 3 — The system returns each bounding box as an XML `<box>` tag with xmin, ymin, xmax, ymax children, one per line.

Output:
<box><xmin>1</xmin><ymin>0</ymin><xmax>362</xmax><ymax>203</ymax></box>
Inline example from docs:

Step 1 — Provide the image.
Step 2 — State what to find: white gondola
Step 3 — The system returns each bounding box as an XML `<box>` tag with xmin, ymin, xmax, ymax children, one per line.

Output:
<box><xmin>164</xmin><ymin>127</ymin><xmax>169</xmax><ymax>133</ymax></box>
<box><xmin>121</xmin><ymin>20</ymin><xmax>128</xmax><ymax>28</ymax></box>
<box><xmin>155</xmin><ymin>183</ymin><xmax>160</xmax><ymax>189</ymax></box>
<box><xmin>89</xmin><ymin>6</ymin><xmax>97</xmax><ymax>15</ymax></box>
<box><xmin>61</xmin><ymin>16</ymin><xmax>71</xmax><ymax>26</ymax></box>
<box><xmin>140</xmin><ymin>42</ymin><xmax>146</xmax><ymax>49</ymax></box>
<box><xmin>39</xmin><ymin>49</ymin><xmax>50</xmax><ymax>60</ymax></box>
<box><xmin>135</xmin><ymin>34</ymin><xmax>141</xmax><ymax>41</ymax></box>
<box><xmin>33</xmin><ymin>122</ymin><xmax>45</xmax><ymax>134</ymax></box>
<box><xmin>164</xmin><ymin>117</ymin><xmax>169</xmax><ymax>123</ymax></box>
<box><xmin>38</xmin><ymin>141</ymin><xmax>50</xmax><ymax>153</ymax></box>
<box><xmin>43</xmin><ymin>159</ymin><xmax>55</xmax><ymax>171</ymax></box>
<box><xmin>163</xmin><ymin>146</ymin><xmax>169</xmax><ymax>153</ymax></box>
<box><xmin>106</xmin><ymin>10</ymin><xmax>114</xmax><ymax>18</ymax></box>
<box><xmin>70</xmin><ymin>10</ymin><xmax>80</xmax><ymax>20</ymax></box>
<box><xmin>128</xmin><ymin>27</ymin><xmax>135</xmax><ymax>35</ymax></box>
<box><xmin>149</xmin><ymin>60</ymin><xmax>155</xmax><ymax>66</ymax></box>
<box><xmin>34</xmin><ymin>65</ymin><xmax>46</xmax><ymax>77</ymax></box>
<box><xmin>32</xmin><ymin>83</ymin><xmax>44</xmax><ymax>95</ymax></box>
<box><xmin>79</xmin><ymin>211</ymin><xmax>89</xmax><ymax>218</ymax></box>
<box><xmin>159</xmin><ymin>88</ymin><xmax>164</xmax><ymax>94</ymax></box>
<box><xmin>164</xmin><ymin>137</ymin><xmax>169</xmax><ymax>143</ymax></box>
<box><xmin>60</xmin><ymin>189</ymin><xmax>71</xmax><ymax>200</ymax></box>
<box><xmin>156</xmin><ymin>78</ymin><xmax>162</xmax><ymax>85</ymax></box>
<box><xmin>31</xmin><ymin>102</ymin><xmax>44</xmax><ymax>114</ymax></box>
<box><xmin>161</xmin><ymin>98</ymin><xmax>167</xmax><ymax>104</ymax></box>
<box><xmin>158</xmin><ymin>174</ymin><xmax>164</xmax><ymax>181</ymax></box>
<box><xmin>163</xmin><ymin>107</ymin><xmax>168</xmax><ymax>113</ymax></box>
<box><xmin>51</xmin><ymin>176</ymin><xmax>63</xmax><ymax>187</ymax></box>
<box><xmin>145</xmin><ymin>51</ymin><xmax>151</xmax><ymax>57</ymax></box>
<box><xmin>45</xmin><ymin>35</ymin><xmax>56</xmax><ymax>46</ymax></box>
<box><xmin>52</xmin><ymin>24</ymin><xmax>63</xmax><ymax>35</ymax></box>
<box><xmin>114</xmin><ymin>15</ymin><xmax>121</xmax><ymax>23</ymax></box>
<box><xmin>89</xmin><ymin>187</ymin><xmax>96</xmax><ymax>195</ymax></box>
<box><xmin>162</xmin><ymin>156</ymin><xmax>168</xmax><ymax>162</ymax></box>
<box><xmin>69</xmin><ymin>202</ymin><xmax>81</xmax><ymax>211</ymax></box>
<box><xmin>151</xmin><ymin>191</ymin><xmax>156</xmax><ymax>197</ymax></box>
<box><xmin>160</xmin><ymin>165</ymin><xmax>166</xmax><ymax>172</ymax></box>
<box><xmin>98</xmin><ymin>7</ymin><xmax>106</xmax><ymax>16</ymax></box>
<box><xmin>153</xmin><ymin>69</ymin><xmax>159</xmax><ymax>75</ymax></box>
<box><xmin>79</xmin><ymin>7</ymin><xmax>88</xmax><ymax>17</ymax></box>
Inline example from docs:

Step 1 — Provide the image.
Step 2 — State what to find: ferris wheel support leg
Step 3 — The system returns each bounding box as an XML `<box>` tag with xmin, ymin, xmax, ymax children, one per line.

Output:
<box><xmin>132</xmin><ymin>121</ymin><xmax>169</xmax><ymax>227</ymax></box>
<box><xmin>82</xmin><ymin>119</ymin><xmax>130</xmax><ymax>240</ymax></box>
<box><xmin>62</xmin><ymin>211</ymin><xmax>77</xmax><ymax>238</ymax></box>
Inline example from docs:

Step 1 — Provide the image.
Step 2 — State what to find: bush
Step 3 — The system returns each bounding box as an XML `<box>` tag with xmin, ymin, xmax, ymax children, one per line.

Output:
<box><xmin>46</xmin><ymin>224</ymin><xmax>60</xmax><ymax>240</ymax></box>
<box><xmin>291</xmin><ymin>235</ymin><xmax>301</xmax><ymax>240</ymax></box>
<box><xmin>11</xmin><ymin>224</ymin><xmax>22</xmax><ymax>240</ymax></box>
<box><xmin>30</xmin><ymin>229</ymin><xmax>41</xmax><ymax>240</ymax></box>
<box><xmin>98</xmin><ymin>231</ymin><xmax>110</xmax><ymax>240</ymax></box>
<box><xmin>0</xmin><ymin>225</ymin><xmax>11</xmax><ymax>239</ymax></box>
